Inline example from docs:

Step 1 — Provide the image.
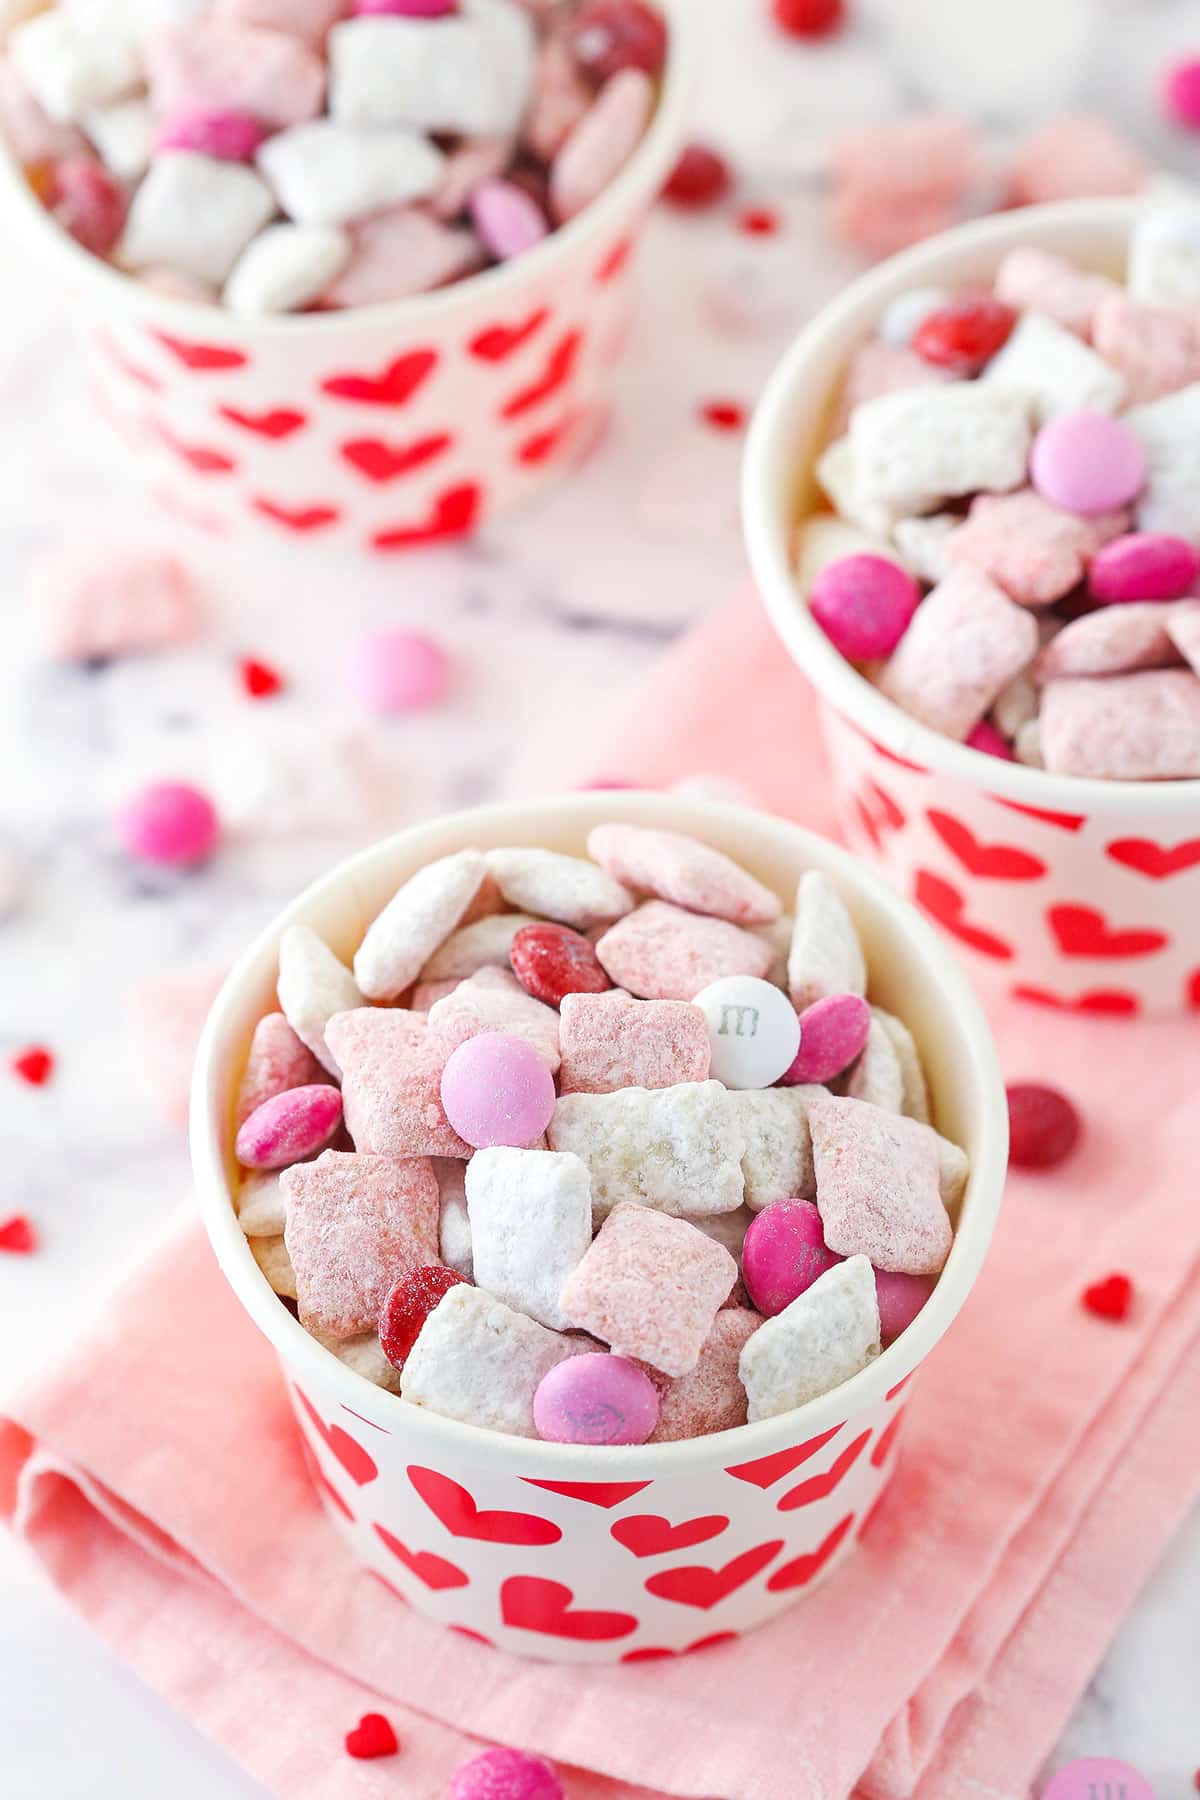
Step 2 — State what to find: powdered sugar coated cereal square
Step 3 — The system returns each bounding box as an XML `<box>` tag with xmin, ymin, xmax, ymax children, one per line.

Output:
<box><xmin>1039</xmin><ymin>671</ymin><xmax>1200</xmax><ymax>779</ymax></box>
<box><xmin>650</xmin><ymin>1307</ymin><xmax>760</xmax><ymax>1441</ymax></box>
<box><xmin>808</xmin><ymin>1094</ymin><xmax>951</xmax><ymax>1275</ymax></box>
<box><xmin>325</xmin><ymin>1007</ymin><xmax>470</xmax><ymax>1158</ymax></box>
<box><xmin>400</xmin><ymin>1282</ymin><xmax>580</xmax><ymax>1437</ymax></box>
<box><xmin>587</xmin><ymin>823</ymin><xmax>781</xmax><ymax>926</ymax></box>
<box><xmin>892</xmin><ymin>513</ymin><xmax>957</xmax><ymax>585</ymax></box>
<box><xmin>1125</xmin><ymin>381</ymin><xmax>1200</xmax><ymax>541</ymax></box>
<box><xmin>282</xmin><ymin>1149</ymin><xmax>439</xmax><ymax>1339</ymax></box>
<box><xmin>559</xmin><ymin>1202</ymin><xmax>737</xmax><ymax>1377</ymax></box>
<box><xmin>557</xmin><ymin>990</ymin><xmax>710</xmax><ymax>1094</ymax></box>
<box><xmin>1167</xmin><ymin>601</ymin><xmax>1200</xmax><ymax>676</ymax></box>
<box><xmin>484</xmin><ymin>846</ymin><xmax>633</xmax><ymax>930</ymax></box>
<box><xmin>309</xmin><ymin>1325</ymin><xmax>402</xmax><ymax>1395</ymax></box>
<box><xmin>879</xmin><ymin>567</ymin><xmax>1040</xmax><ymax>741</ymax></box>
<box><xmin>466</xmin><ymin>1147</ymin><xmax>591</xmax><ymax>1330</ymax></box>
<box><xmin>419</xmin><ymin>912</ymin><xmax>537</xmax><ymax>982</ymax></box>
<box><xmin>1092</xmin><ymin>295</ymin><xmax>1200</xmax><ymax>406</ymax></box>
<box><xmin>433</xmin><ymin>1156</ymin><xmax>473</xmax><ymax>1279</ymax></box>
<box><xmin>354</xmin><ymin>848</ymin><xmax>487</xmax><ymax>1002</ymax></box>
<box><xmin>1127</xmin><ymin>209</ymin><xmax>1200</xmax><ymax>308</ymax></box>
<box><xmin>1034</xmin><ymin>603</ymin><xmax>1182</xmax><ymax>683</ymax></box>
<box><xmin>849</xmin><ymin>384</ymin><xmax>1033</xmax><ymax>513</ymax></box>
<box><xmin>872</xmin><ymin>1008</ymin><xmax>930</xmax><ymax>1124</ymax></box>
<box><xmin>816</xmin><ymin>436</ymin><xmax>936</xmax><ymax>538</ymax></box>
<box><xmin>727</xmin><ymin>1086</ymin><xmax>822</xmax><ymax>1211</ymax></box>
<box><xmin>740</xmin><ymin>1255</ymin><xmax>880</xmax><ymax>1421</ymax></box>
<box><xmin>235</xmin><ymin>1011</ymin><xmax>328</xmax><ymax>1127</ymax></box>
<box><xmin>845</xmin><ymin>1012</ymin><xmax>904</xmax><ymax>1113</ymax></box>
<box><xmin>830</xmin><ymin>339</ymin><xmax>951</xmax><ymax>437</ymax></box>
<box><xmin>277</xmin><ymin>924</ymin><xmax>363</xmax><ymax>1076</ymax></box>
<box><xmin>981</xmin><ymin>310</ymin><xmax>1125</xmax><ymax>421</ymax></box>
<box><xmin>944</xmin><ymin>490</ymin><xmax>1127</xmax><ymax>608</ymax></box>
<box><xmin>993</xmin><ymin>247</ymin><xmax>1119</xmax><ymax>341</ymax></box>
<box><xmin>548</xmin><ymin>1080</ymin><xmax>746</xmax><ymax>1221</ymax></box>
<box><xmin>252</xmin><ymin>1233</ymin><xmax>296</xmax><ymax>1298</ymax></box>
<box><xmin>236</xmin><ymin>1171</ymin><xmax>286</xmax><ymax>1238</ymax></box>
<box><xmin>787</xmin><ymin>870</ymin><xmax>866</xmax><ymax>1010</ymax></box>
<box><xmin>428</xmin><ymin>966</ymin><xmax>561</xmax><ymax>1073</ymax></box>
<box><xmin>596</xmin><ymin>900</ymin><xmax>772</xmax><ymax>1000</ymax></box>
<box><xmin>410</xmin><ymin>977</ymin><xmax>462</xmax><ymax>1012</ymax></box>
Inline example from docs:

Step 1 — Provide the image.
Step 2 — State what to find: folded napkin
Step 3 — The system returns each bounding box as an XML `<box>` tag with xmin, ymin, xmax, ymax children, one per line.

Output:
<box><xmin>4</xmin><ymin>591</ymin><xmax>1199</xmax><ymax>1800</ymax></box>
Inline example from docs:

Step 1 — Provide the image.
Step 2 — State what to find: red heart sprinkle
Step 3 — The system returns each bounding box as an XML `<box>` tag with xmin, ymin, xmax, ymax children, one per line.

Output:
<box><xmin>238</xmin><ymin>657</ymin><xmax>284</xmax><ymax>700</ymax></box>
<box><xmin>0</xmin><ymin>1215</ymin><xmax>37</xmax><ymax>1254</ymax></box>
<box><xmin>12</xmin><ymin>1047</ymin><xmax>54</xmax><ymax>1086</ymax></box>
<box><xmin>737</xmin><ymin>207</ymin><xmax>780</xmax><ymax>236</ymax></box>
<box><xmin>699</xmin><ymin>400</ymin><xmax>746</xmax><ymax>432</ymax></box>
<box><xmin>344</xmin><ymin>1714</ymin><xmax>398</xmax><ymax>1761</ymax></box>
<box><xmin>1082</xmin><ymin>1273</ymin><xmax>1134</xmax><ymax>1322</ymax></box>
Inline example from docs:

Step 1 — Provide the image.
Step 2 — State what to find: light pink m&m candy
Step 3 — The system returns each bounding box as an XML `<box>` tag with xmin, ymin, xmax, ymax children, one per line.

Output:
<box><xmin>155</xmin><ymin>110</ymin><xmax>267</xmax><ymax>161</ymax></box>
<box><xmin>1088</xmin><ymin>531</ymin><xmax>1200</xmax><ymax>603</ymax></box>
<box><xmin>809</xmin><ymin>554</ymin><xmax>922</xmax><ymax>660</ymax></box>
<box><xmin>235</xmin><ymin>1084</ymin><xmax>343</xmax><ymax>1170</ymax></box>
<box><xmin>742</xmin><ymin>1198</ymin><xmax>843</xmax><ymax>1317</ymax></box>
<box><xmin>534</xmin><ymin>1351</ymin><xmax>659</xmax><ymax>1444</ymax></box>
<box><xmin>471</xmin><ymin>179</ymin><xmax>549</xmax><ymax>261</ymax></box>
<box><xmin>450</xmin><ymin>1748</ymin><xmax>564</xmax><ymax>1800</ymax></box>
<box><xmin>781</xmin><ymin>992</ymin><xmax>870</xmax><ymax>1085</ymax></box>
<box><xmin>1029</xmin><ymin>410</ymin><xmax>1146</xmax><ymax>517</ymax></box>
<box><xmin>874</xmin><ymin>1269</ymin><xmax>934</xmax><ymax>1343</ymax></box>
<box><xmin>440</xmin><ymin>1032</ymin><xmax>556</xmax><ymax>1149</ymax></box>
<box><xmin>116</xmin><ymin>780</ymin><xmax>220</xmax><ymax>867</ymax></box>
<box><xmin>348</xmin><ymin>629</ymin><xmax>449</xmax><ymax>715</ymax></box>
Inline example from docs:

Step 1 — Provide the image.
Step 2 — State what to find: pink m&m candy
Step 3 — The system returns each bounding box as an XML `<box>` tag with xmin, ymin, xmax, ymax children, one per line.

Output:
<box><xmin>348</xmin><ymin>629</ymin><xmax>449</xmax><ymax>715</ymax></box>
<box><xmin>471</xmin><ymin>179</ymin><xmax>549</xmax><ymax>261</ymax></box>
<box><xmin>450</xmin><ymin>1748</ymin><xmax>564</xmax><ymax>1800</ymax></box>
<box><xmin>235</xmin><ymin>1084</ymin><xmax>343</xmax><ymax>1170</ymax></box>
<box><xmin>742</xmin><ymin>1198</ymin><xmax>843</xmax><ymax>1317</ymax></box>
<box><xmin>781</xmin><ymin>993</ymin><xmax>870</xmax><ymax>1085</ymax></box>
<box><xmin>534</xmin><ymin>1350</ymin><xmax>659</xmax><ymax>1444</ymax></box>
<box><xmin>809</xmin><ymin>554</ymin><xmax>922</xmax><ymax>660</ymax></box>
<box><xmin>965</xmin><ymin>719</ymin><xmax>1015</xmax><ymax>761</ymax></box>
<box><xmin>440</xmin><ymin>1032</ymin><xmax>556</xmax><ymax>1149</ymax></box>
<box><xmin>116</xmin><ymin>780</ymin><xmax>220</xmax><ymax>867</ymax></box>
<box><xmin>1088</xmin><ymin>532</ymin><xmax>1200</xmax><ymax>603</ymax></box>
<box><xmin>1029</xmin><ymin>410</ymin><xmax>1146</xmax><ymax>517</ymax></box>
<box><xmin>155</xmin><ymin>109</ymin><xmax>267</xmax><ymax>161</ymax></box>
<box><xmin>353</xmin><ymin>0</ymin><xmax>457</xmax><ymax>12</ymax></box>
<box><xmin>874</xmin><ymin>1269</ymin><xmax>934</xmax><ymax>1344</ymax></box>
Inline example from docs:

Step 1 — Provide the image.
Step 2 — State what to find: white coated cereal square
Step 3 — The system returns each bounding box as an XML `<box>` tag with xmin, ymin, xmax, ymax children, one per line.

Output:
<box><xmin>872</xmin><ymin>1008</ymin><xmax>931</xmax><ymax>1124</ymax></box>
<box><xmin>740</xmin><ymin>1255</ymin><xmax>880</xmax><ymax>1421</ymax></box>
<box><xmin>815</xmin><ymin>436</ymin><xmax>936</xmax><ymax>537</ymax></box>
<box><xmin>257</xmin><ymin>120</ymin><xmax>445</xmax><ymax>228</ymax></box>
<box><xmin>224</xmin><ymin>223</ymin><xmax>351</xmax><ymax>314</ymax></box>
<box><xmin>787</xmin><ymin>870</ymin><xmax>867</xmax><ymax>1010</ymax></box>
<box><xmin>236</xmin><ymin>1171</ymin><xmax>286</xmax><ymax>1238</ymax></box>
<box><xmin>728</xmin><ymin>1085</ymin><xmax>822</xmax><ymax>1211</ymax></box>
<box><xmin>547</xmin><ymin>1080</ymin><xmax>746</xmax><ymax>1222</ymax></box>
<box><xmin>328</xmin><ymin>0</ymin><xmax>535</xmax><ymax>137</ymax></box>
<box><xmin>466</xmin><ymin>1147</ymin><xmax>592</xmax><ymax>1330</ymax></box>
<box><xmin>84</xmin><ymin>96</ymin><xmax>155</xmax><ymax>180</ymax></box>
<box><xmin>892</xmin><ymin>513</ymin><xmax>957</xmax><ymax>585</ymax></box>
<box><xmin>981</xmin><ymin>310</ymin><xmax>1125</xmax><ymax>421</ymax></box>
<box><xmin>400</xmin><ymin>1282</ymin><xmax>579</xmax><ymax>1437</ymax></box>
<box><xmin>251</xmin><ymin>1233</ymin><xmax>296</xmax><ymax>1298</ymax></box>
<box><xmin>310</xmin><ymin>1326</ymin><xmax>401</xmax><ymax>1394</ymax></box>
<box><xmin>354</xmin><ymin>848</ymin><xmax>486</xmax><ymax>1001</ymax></box>
<box><xmin>420</xmin><ymin>912</ymin><xmax>537</xmax><ymax>982</ymax></box>
<box><xmin>1125</xmin><ymin>382</ymin><xmax>1200</xmax><ymax>541</ymax></box>
<box><xmin>484</xmin><ymin>847</ymin><xmax>633</xmax><ymax>930</ymax></box>
<box><xmin>1127</xmin><ymin>209</ymin><xmax>1200</xmax><ymax>308</ymax></box>
<box><xmin>277</xmin><ymin>923</ymin><xmax>363</xmax><ymax>1076</ymax></box>
<box><xmin>11</xmin><ymin>9</ymin><xmax>140</xmax><ymax>122</ymax></box>
<box><xmin>119</xmin><ymin>152</ymin><xmax>277</xmax><ymax>285</ymax></box>
<box><xmin>845</xmin><ymin>1012</ymin><xmax>904</xmax><ymax>1113</ymax></box>
<box><xmin>434</xmin><ymin>1156</ymin><xmax>473</xmax><ymax>1279</ymax></box>
<box><xmin>849</xmin><ymin>384</ymin><xmax>1033</xmax><ymax>512</ymax></box>
<box><xmin>795</xmin><ymin>514</ymin><xmax>899</xmax><ymax>595</ymax></box>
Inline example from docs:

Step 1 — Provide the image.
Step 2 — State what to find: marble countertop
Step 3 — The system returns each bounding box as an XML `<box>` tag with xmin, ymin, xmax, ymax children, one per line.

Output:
<box><xmin>2</xmin><ymin>1</ymin><xmax>1199</xmax><ymax>1794</ymax></box>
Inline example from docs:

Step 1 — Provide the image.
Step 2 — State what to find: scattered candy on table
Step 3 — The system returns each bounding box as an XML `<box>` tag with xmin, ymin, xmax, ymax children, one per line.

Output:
<box><xmin>10</xmin><ymin>1044</ymin><xmax>54</xmax><ymax>1086</ymax></box>
<box><xmin>1081</xmin><ymin>1272</ymin><xmax>1134</xmax><ymax>1322</ymax></box>
<box><xmin>1</xmin><ymin>0</ymin><xmax>669</xmax><ymax>311</ymax></box>
<box><xmin>796</xmin><ymin>222</ymin><xmax>1200</xmax><ymax>779</ymax></box>
<box><xmin>0</xmin><ymin>1215</ymin><xmax>38</xmax><ymax>1254</ymax></box>
<box><xmin>347</xmin><ymin>629</ymin><xmax>449</xmax><ymax>716</ymax></box>
<box><xmin>1006</xmin><ymin>1083</ymin><xmax>1081</xmax><ymax>1170</ymax></box>
<box><xmin>116</xmin><ymin>779</ymin><xmax>221</xmax><ymax>866</ymax></box>
<box><xmin>343</xmin><ymin>1712</ymin><xmax>399</xmax><ymax>1761</ymax></box>
<box><xmin>449</xmin><ymin>1746</ymin><xmax>564</xmax><ymax>1800</ymax></box>
<box><xmin>226</xmin><ymin>826</ymin><xmax>970</xmax><ymax>1440</ymax></box>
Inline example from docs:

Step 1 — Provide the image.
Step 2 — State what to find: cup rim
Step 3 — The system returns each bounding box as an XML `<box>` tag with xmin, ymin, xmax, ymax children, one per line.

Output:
<box><xmin>0</xmin><ymin>0</ymin><xmax>693</xmax><ymax>339</ymax></box>
<box><xmin>190</xmin><ymin>791</ymin><xmax>1009</xmax><ymax>1474</ymax></box>
<box><xmin>742</xmin><ymin>195</ymin><xmax>1200</xmax><ymax>814</ymax></box>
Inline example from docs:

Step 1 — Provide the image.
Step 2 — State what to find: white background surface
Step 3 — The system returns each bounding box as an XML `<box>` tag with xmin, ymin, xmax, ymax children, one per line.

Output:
<box><xmin>3</xmin><ymin>1</ymin><xmax>1200</xmax><ymax>1795</ymax></box>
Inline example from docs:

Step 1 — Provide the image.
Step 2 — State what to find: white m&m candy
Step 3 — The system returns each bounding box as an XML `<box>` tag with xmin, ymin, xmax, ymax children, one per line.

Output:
<box><xmin>693</xmin><ymin>976</ymin><xmax>801</xmax><ymax>1091</ymax></box>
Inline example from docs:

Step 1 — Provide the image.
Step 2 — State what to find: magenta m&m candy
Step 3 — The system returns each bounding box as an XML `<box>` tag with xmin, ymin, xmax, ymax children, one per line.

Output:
<box><xmin>874</xmin><ymin>1269</ymin><xmax>935</xmax><ymax>1344</ymax></box>
<box><xmin>809</xmin><ymin>554</ymin><xmax>922</xmax><ymax>660</ymax></box>
<box><xmin>965</xmin><ymin>719</ymin><xmax>1015</xmax><ymax>761</ymax></box>
<box><xmin>440</xmin><ymin>1031</ymin><xmax>557</xmax><ymax>1149</ymax></box>
<box><xmin>116</xmin><ymin>780</ymin><xmax>220</xmax><ymax>867</ymax></box>
<box><xmin>155</xmin><ymin>109</ymin><xmax>267</xmax><ymax>162</ymax></box>
<box><xmin>742</xmin><ymin>1198</ymin><xmax>843</xmax><ymax>1317</ymax></box>
<box><xmin>1029</xmin><ymin>410</ymin><xmax>1146</xmax><ymax>517</ymax></box>
<box><xmin>1087</xmin><ymin>531</ymin><xmax>1200</xmax><ymax>603</ymax></box>
<box><xmin>534</xmin><ymin>1350</ymin><xmax>659</xmax><ymax>1444</ymax></box>
<box><xmin>235</xmin><ymin>1084</ymin><xmax>343</xmax><ymax>1170</ymax></box>
<box><xmin>1162</xmin><ymin>56</ymin><xmax>1200</xmax><ymax>131</ymax></box>
<box><xmin>781</xmin><ymin>992</ymin><xmax>871</xmax><ymax>1085</ymax></box>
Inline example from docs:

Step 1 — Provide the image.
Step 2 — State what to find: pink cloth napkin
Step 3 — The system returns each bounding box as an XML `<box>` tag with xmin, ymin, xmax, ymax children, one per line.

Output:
<box><xmin>4</xmin><ymin>591</ymin><xmax>1200</xmax><ymax>1800</ymax></box>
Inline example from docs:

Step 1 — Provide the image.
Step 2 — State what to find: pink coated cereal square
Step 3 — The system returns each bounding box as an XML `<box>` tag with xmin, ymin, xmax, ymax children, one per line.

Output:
<box><xmin>944</xmin><ymin>490</ymin><xmax>1128</xmax><ymax>607</ymax></box>
<box><xmin>649</xmin><ymin>1307</ymin><xmax>761</xmax><ymax>1441</ymax></box>
<box><xmin>427</xmin><ymin>966</ymin><xmax>561</xmax><ymax>1073</ymax></box>
<box><xmin>879</xmin><ymin>567</ymin><xmax>1040</xmax><ymax>741</ymax></box>
<box><xmin>595</xmin><ymin>900</ymin><xmax>772</xmax><ymax>1001</ymax></box>
<box><xmin>559</xmin><ymin>1202</ymin><xmax>738</xmax><ymax>1377</ymax></box>
<box><xmin>324</xmin><ymin>1007</ymin><xmax>470</xmax><ymax>1159</ymax></box>
<box><xmin>324</xmin><ymin>206</ymin><xmax>482</xmax><ymax>309</ymax></box>
<box><xmin>1166</xmin><ymin>601</ymin><xmax>1200</xmax><ymax>677</ymax></box>
<box><xmin>281</xmin><ymin>1149</ymin><xmax>439</xmax><ymax>1340</ymax></box>
<box><xmin>145</xmin><ymin>18</ymin><xmax>327</xmax><ymax>130</ymax></box>
<box><xmin>557</xmin><ymin>990</ymin><xmax>710</xmax><ymax>1094</ymax></box>
<box><xmin>1034</xmin><ymin>602</ymin><xmax>1183</xmax><ymax>683</ymax></box>
<box><xmin>213</xmin><ymin>0</ymin><xmax>346</xmax><ymax>49</ymax></box>
<box><xmin>586</xmin><ymin>823</ymin><xmax>782</xmax><ymax>925</ymax></box>
<box><xmin>993</xmin><ymin>247</ymin><xmax>1120</xmax><ymax>342</ymax></box>
<box><xmin>235</xmin><ymin>1011</ymin><xmax>328</xmax><ymax>1128</ymax></box>
<box><xmin>1004</xmin><ymin>116</ymin><xmax>1148</xmax><ymax>206</ymax></box>
<box><xmin>1092</xmin><ymin>294</ymin><xmax>1200</xmax><ymax>407</ymax></box>
<box><xmin>808</xmin><ymin>1094</ymin><xmax>952</xmax><ymax>1276</ymax></box>
<box><xmin>37</xmin><ymin>546</ymin><xmax>201</xmax><ymax>661</ymax></box>
<box><xmin>1039</xmin><ymin>670</ymin><xmax>1200</xmax><ymax>779</ymax></box>
<box><xmin>830</xmin><ymin>339</ymin><xmax>951</xmax><ymax>437</ymax></box>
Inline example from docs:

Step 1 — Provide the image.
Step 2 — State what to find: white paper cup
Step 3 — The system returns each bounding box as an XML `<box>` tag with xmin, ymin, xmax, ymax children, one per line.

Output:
<box><xmin>191</xmin><ymin>792</ymin><xmax>1007</xmax><ymax>1664</ymax></box>
<box><xmin>0</xmin><ymin>5</ymin><xmax>691</xmax><ymax>550</ymax></box>
<box><xmin>744</xmin><ymin>199</ymin><xmax>1200</xmax><ymax>1018</ymax></box>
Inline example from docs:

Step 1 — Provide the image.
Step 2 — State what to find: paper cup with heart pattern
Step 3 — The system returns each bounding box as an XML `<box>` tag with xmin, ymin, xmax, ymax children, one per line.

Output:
<box><xmin>0</xmin><ymin>2</ymin><xmax>691</xmax><ymax>553</ymax></box>
<box><xmin>744</xmin><ymin>199</ymin><xmax>1200</xmax><ymax>1018</ymax></box>
<box><xmin>191</xmin><ymin>792</ymin><xmax>1007</xmax><ymax>1663</ymax></box>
